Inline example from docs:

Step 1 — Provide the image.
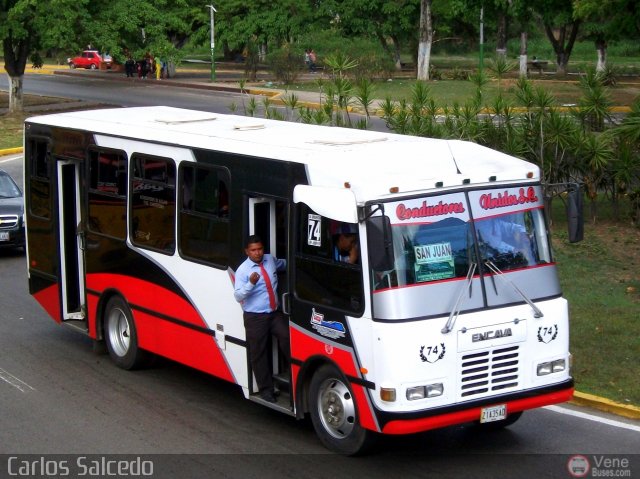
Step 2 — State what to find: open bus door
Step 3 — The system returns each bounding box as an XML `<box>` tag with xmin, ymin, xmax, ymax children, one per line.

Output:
<box><xmin>56</xmin><ymin>159</ymin><xmax>87</xmax><ymax>324</ymax></box>
<box><xmin>247</xmin><ymin>196</ymin><xmax>291</xmax><ymax>401</ymax></box>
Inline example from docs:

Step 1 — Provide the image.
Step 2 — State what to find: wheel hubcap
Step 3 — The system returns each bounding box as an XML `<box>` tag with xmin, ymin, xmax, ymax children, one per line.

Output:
<box><xmin>107</xmin><ymin>308</ymin><xmax>130</xmax><ymax>358</ymax></box>
<box><xmin>317</xmin><ymin>378</ymin><xmax>356</xmax><ymax>438</ymax></box>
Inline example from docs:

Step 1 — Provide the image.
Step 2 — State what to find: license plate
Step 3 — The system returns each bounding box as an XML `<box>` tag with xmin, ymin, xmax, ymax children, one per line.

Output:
<box><xmin>480</xmin><ymin>404</ymin><xmax>507</xmax><ymax>423</ymax></box>
<box><xmin>0</xmin><ymin>232</ymin><xmax>9</xmax><ymax>241</ymax></box>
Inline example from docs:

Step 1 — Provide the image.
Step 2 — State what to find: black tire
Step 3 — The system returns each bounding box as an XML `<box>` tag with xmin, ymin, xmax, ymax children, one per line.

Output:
<box><xmin>476</xmin><ymin>411</ymin><xmax>523</xmax><ymax>430</ymax></box>
<box><xmin>308</xmin><ymin>364</ymin><xmax>375</xmax><ymax>455</ymax></box>
<box><xmin>90</xmin><ymin>63</ymin><xmax>97</xmax><ymax>70</ymax></box>
<box><xmin>104</xmin><ymin>296</ymin><xmax>148</xmax><ymax>370</ymax></box>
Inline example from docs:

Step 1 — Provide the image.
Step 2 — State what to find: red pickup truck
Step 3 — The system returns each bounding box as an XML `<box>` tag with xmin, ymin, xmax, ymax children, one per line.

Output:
<box><xmin>67</xmin><ymin>50</ymin><xmax>111</xmax><ymax>70</ymax></box>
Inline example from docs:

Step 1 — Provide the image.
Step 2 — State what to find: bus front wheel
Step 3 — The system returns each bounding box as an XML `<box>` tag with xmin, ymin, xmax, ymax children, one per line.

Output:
<box><xmin>309</xmin><ymin>364</ymin><xmax>374</xmax><ymax>455</ymax></box>
<box><xmin>104</xmin><ymin>296</ymin><xmax>148</xmax><ymax>370</ymax></box>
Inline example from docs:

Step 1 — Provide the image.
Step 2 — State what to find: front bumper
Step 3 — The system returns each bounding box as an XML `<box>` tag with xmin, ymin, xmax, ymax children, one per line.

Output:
<box><xmin>378</xmin><ymin>379</ymin><xmax>574</xmax><ymax>434</ymax></box>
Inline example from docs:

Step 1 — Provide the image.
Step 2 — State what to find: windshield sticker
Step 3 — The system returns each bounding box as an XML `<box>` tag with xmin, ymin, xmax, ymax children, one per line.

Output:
<box><xmin>414</xmin><ymin>242</ymin><xmax>455</xmax><ymax>282</ymax></box>
<box><xmin>395</xmin><ymin>200</ymin><xmax>465</xmax><ymax>222</ymax></box>
<box><xmin>307</xmin><ymin>214</ymin><xmax>322</xmax><ymax>246</ymax></box>
<box><xmin>479</xmin><ymin>187</ymin><xmax>539</xmax><ymax>210</ymax></box>
<box><xmin>310</xmin><ymin>308</ymin><xmax>346</xmax><ymax>340</ymax></box>
<box><xmin>469</xmin><ymin>186</ymin><xmax>544</xmax><ymax>219</ymax></box>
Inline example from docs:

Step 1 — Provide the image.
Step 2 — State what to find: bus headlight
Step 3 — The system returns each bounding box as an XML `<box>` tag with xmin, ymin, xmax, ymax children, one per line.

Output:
<box><xmin>537</xmin><ymin>359</ymin><xmax>566</xmax><ymax>376</ymax></box>
<box><xmin>552</xmin><ymin>359</ymin><xmax>566</xmax><ymax>372</ymax></box>
<box><xmin>406</xmin><ymin>383</ymin><xmax>444</xmax><ymax>400</ymax></box>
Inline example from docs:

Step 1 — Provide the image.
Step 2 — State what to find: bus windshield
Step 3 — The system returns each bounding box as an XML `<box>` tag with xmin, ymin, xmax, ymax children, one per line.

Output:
<box><xmin>371</xmin><ymin>186</ymin><xmax>553</xmax><ymax>292</ymax></box>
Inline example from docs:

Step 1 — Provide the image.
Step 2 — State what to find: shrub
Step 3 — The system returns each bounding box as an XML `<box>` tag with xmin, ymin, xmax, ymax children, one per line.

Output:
<box><xmin>266</xmin><ymin>44</ymin><xmax>303</xmax><ymax>84</ymax></box>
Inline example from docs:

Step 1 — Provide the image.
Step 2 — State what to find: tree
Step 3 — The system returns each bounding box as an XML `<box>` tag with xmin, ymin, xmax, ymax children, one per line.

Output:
<box><xmin>213</xmin><ymin>0</ymin><xmax>314</xmax><ymax>60</ymax></box>
<box><xmin>531</xmin><ymin>0</ymin><xmax>580</xmax><ymax>76</ymax></box>
<box><xmin>1</xmin><ymin>1</ymin><xmax>44</xmax><ymax>112</ymax></box>
<box><xmin>416</xmin><ymin>0</ymin><xmax>433</xmax><ymax>80</ymax></box>
<box><xmin>314</xmin><ymin>0</ymin><xmax>418</xmax><ymax>71</ymax></box>
<box><xmin>573</xmin><ymin>0</ymin><xmax>640</xmax><ymax>72</ymax></box>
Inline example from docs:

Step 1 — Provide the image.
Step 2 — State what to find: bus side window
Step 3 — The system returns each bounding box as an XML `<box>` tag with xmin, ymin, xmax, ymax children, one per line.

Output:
<box><xmin>88</xmin><ymin>149</ymin><xmax>127</xmax><ymax>240</ymax></box>
<box><xmin>294</xmin><ymin>204</ymin><xmax>363</xmax><ymax>314</ymax></box>
<box><xmin>27</xmin><ymin>139</ymin><xmax>52</xmax><ymax>220</ymax></box>
<box><xmin>130</xmin><ymin>154</ymin><xmax>176</xmax><ymax>254</ymax></box>
<box><xmin>178</xmin><ymin>163</ymin><xmax>230</xmax><ymax>267</ymax></box>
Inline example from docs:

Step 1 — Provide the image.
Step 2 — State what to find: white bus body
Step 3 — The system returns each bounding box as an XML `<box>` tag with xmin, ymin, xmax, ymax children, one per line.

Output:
<box><xmin>24</xmin><ymin>107</ymin><xmax>574</xmax><ymax>454</ymax></box>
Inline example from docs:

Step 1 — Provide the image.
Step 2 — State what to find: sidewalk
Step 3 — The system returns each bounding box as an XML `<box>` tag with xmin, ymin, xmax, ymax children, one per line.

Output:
<box><xmin>24</xmin><ymin>62</ymin><xmax>373</xmax><ymax>113</ymax></box>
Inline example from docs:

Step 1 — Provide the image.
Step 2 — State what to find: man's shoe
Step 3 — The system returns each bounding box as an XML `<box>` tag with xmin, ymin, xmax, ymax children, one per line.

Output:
<box><xmin>260</xmin><ymin>390</ymin><xmax>277</xmax><ymax>403</ymax></box>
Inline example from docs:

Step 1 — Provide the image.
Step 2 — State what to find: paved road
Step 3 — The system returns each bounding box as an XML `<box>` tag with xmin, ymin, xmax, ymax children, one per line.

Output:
<box><xmin>0</xmin><ymin>72</ymin><xmax>245</xmax><ymax>113</ymax></box>
<box><xmin>0</xmin><ymin>71</ymin><xmax>391</xmax><ymax>131</ymax></box>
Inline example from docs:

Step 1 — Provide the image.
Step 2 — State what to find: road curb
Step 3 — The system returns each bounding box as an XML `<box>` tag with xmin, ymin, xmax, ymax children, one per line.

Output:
<box><xmin>570</xmin><ymin>392</ymin><xmax>640</xmax><ymax>420</ymax></box>
<box><xmin>0</xmin><ymin>147</ymin><xmax>23</xmax><ymax>157</ymax></box>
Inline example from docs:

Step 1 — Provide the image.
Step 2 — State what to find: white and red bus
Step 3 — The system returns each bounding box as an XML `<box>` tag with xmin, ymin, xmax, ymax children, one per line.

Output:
<box><xmin>23</xmin><ymin>106</ymin><xmax>582</xmax><ymax>454</ymax></box>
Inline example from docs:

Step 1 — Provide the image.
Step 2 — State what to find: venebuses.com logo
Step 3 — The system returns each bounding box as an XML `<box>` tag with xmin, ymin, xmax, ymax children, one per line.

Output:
<box><xmin>567</xmin><ymin>454</ymin><xmax>632</xmax><ymax>478</ymax></box>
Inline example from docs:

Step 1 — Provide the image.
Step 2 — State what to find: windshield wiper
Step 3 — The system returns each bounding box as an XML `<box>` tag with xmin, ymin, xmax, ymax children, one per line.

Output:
<box><xmin>484</xmin><ymin>260</ymin><xmax>544</xmax><ymax>318</ymax></box>
<box><xmin>441</xmin><ymin>262</ymin><xmax>476</xmax><ymax>334</ymax></box>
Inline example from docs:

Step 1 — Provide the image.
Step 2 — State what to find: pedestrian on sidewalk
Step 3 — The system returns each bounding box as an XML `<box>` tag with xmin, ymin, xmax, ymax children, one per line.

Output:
<box><xmin>304</xmin><ymin>49</ymin><xmax>310</xmax><ymax>70</ymax></box>
<box><xmin>309</xmin><ymin>49</ymin><xmax>317</xmax><ymax>73</ymax></box>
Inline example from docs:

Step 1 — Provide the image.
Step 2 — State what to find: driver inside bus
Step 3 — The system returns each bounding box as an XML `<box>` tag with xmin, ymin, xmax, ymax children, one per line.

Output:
<box><xmin>332</xmin><ymin>222</ymin><xmax>359</xmax><ymax>264</ymax></box>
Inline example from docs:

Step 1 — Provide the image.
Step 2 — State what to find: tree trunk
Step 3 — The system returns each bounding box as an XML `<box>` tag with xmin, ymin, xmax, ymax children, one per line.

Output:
<box><xmin>595</xmin><ymin>38</ymin><xmax>607</xmax><ymax>73</ymax></box>
<box><xmin>496</xmin><ymin>10</ymin><xmax>509</xmax><ymax>57</ymax></box>
<box><xmin>543</xmin><ymin>21</ymin><xmax>580</xmax><ymax>77</ymax></box>
<box><xmin>391</xmin><ymin>35</ymin><xmax>402</xmax><ymax>71</ymax></box>
<box><xmin>3</xmin><ymin>34</ymin><xmax>31</xmax><ymax>113</ymax></box>
<box><xmin>417</xmin><ymin>0</ymin><xmax>433</xmax><ymax>81</ymax></box>
<box><xmin>8</xmin><ymin>75</ymin><xmax>24</xmax><ymax>113</ymax></box>
<box><xmin>519</xmin><ymin>31</ymin><xmax>528</xmax><ymax>78</ymax></box>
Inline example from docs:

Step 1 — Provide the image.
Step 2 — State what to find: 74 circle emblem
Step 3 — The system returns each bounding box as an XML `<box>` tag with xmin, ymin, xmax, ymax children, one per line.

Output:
<box><xmin>420</xmin><ymin>343</ymin><xmax>446</xmax><ymax>363</ymax></box>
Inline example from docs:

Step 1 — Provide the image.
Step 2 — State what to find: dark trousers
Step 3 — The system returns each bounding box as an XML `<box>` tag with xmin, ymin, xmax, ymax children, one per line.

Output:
<box><xmin>243</xmin><ymin>311</ymin><xmax>290</xmax><ymax>392</ymax></box>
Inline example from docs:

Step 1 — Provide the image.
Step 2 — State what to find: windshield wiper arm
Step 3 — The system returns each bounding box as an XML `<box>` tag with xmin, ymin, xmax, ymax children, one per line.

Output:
<box><xmin>441</xmin><ymin>262</ymin><xmax>476</xmax><ymax>334</ymax></box>
<box><xmin>484</xmin><ymin>260</ymin><xmax>544</xmax><ymax>318</ymax></box>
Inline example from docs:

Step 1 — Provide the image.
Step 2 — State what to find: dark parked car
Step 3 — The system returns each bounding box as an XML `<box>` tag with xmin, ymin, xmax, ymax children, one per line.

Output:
<box><xmin>0</xmin><ymin>169</ymin><xmax>25</xmax><ymax>252</ymax></box>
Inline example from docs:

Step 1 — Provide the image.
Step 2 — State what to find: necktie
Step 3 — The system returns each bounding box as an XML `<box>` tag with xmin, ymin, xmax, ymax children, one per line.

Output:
<box><xmin>259</xmin><ymin>262</ymin><xmax>277</xmax><ymax>311</ymax></box>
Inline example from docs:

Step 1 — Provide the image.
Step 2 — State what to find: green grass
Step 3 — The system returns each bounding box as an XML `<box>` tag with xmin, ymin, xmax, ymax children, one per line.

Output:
<box><xmin>0</xmin><ymin>113</ymin><xmax>26</xmax><ymax>149</ymax></box>
<box><xmin>551</xmin><ymin>202</ymin><xmax>640</xmax><ymax>406</ymax></box>
<box><xmin>281</xmin><ymin>77</ymin><xmax>639</xmax><ymax>107</ymax></box>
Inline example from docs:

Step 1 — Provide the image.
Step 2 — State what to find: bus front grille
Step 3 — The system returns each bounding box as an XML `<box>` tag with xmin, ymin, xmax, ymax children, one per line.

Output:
<box><xmin>460</xmin><ymin>346</ymin><xmax>520</xmax><ymax>398</ymax></box>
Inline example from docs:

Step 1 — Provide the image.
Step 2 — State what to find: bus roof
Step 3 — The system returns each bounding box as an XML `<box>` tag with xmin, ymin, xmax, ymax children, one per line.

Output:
<box><xmin>26</xmin><ymin>106</ymin><xmax>540</xmax><ymax>203</ymax></box>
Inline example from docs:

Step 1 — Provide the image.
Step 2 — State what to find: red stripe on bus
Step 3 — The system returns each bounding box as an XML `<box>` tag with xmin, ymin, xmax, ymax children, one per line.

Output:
<box><xmin>32</xmin><ymin>284</ymin><xmax>62</xmax><ymax>323</ymax></box>
<box><xmin>290</xmin><ymin>327</ymin><xmax>379</xmax><ymax>432</ymax></box>
<box><xmin>382</xmin><ymin>387</ymin><xmax>574</xmax><ymax>435</ymax></box>
<box><xmin>87</xmin><ymin>273</ymin><xmax>235</xmax><ymax>383</ymax></box>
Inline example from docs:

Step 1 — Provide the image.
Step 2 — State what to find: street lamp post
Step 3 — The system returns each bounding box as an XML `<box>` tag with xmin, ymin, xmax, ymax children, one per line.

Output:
<box><xmin>479</xmin><ymin>5</ymin><xmax>484</xmax><ymax>75</ymax></box>
<box><xmin>206</xmin><ymin>4</ymin><xmax>217</xmax><ymax>82</ymax></box>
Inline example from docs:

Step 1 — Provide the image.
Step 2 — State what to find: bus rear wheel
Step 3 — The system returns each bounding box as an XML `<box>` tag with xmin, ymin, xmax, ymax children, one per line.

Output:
<box><xmin>309</xmin><ymin>364</ymin><xmax>374</xmax><ymax>455</ymax></box>
<box><xmin>104</xmin><ymin>296</ymin><xmax>148</xmax><ymax>370</ymax></box>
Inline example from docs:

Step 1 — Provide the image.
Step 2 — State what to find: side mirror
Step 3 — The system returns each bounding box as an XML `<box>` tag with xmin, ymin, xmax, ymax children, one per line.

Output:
<box><xmin>566</xmin><ymin>184</ymin><xmax>584</xmax><ymax>243</ymax></box>
<box><xmin>366</xmin><ymin>215</ymin><xmax>395</xmax><ymax>271</ymax></box>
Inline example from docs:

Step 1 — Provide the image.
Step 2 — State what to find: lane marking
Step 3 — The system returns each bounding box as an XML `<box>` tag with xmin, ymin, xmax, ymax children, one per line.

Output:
<box><xmin>0</xmin><ymin>155</ymin><xmax>22</xmax><ymax>164</ymax></box>
<box><xmin>0</xmin><ymin>367</ymin><xmax>36</xmax><ymax>393</ymax></box>
<box><xmin>544</xmin><ymin>405</ymin><xmax>640</xmax><ymax>433</ymax></box>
